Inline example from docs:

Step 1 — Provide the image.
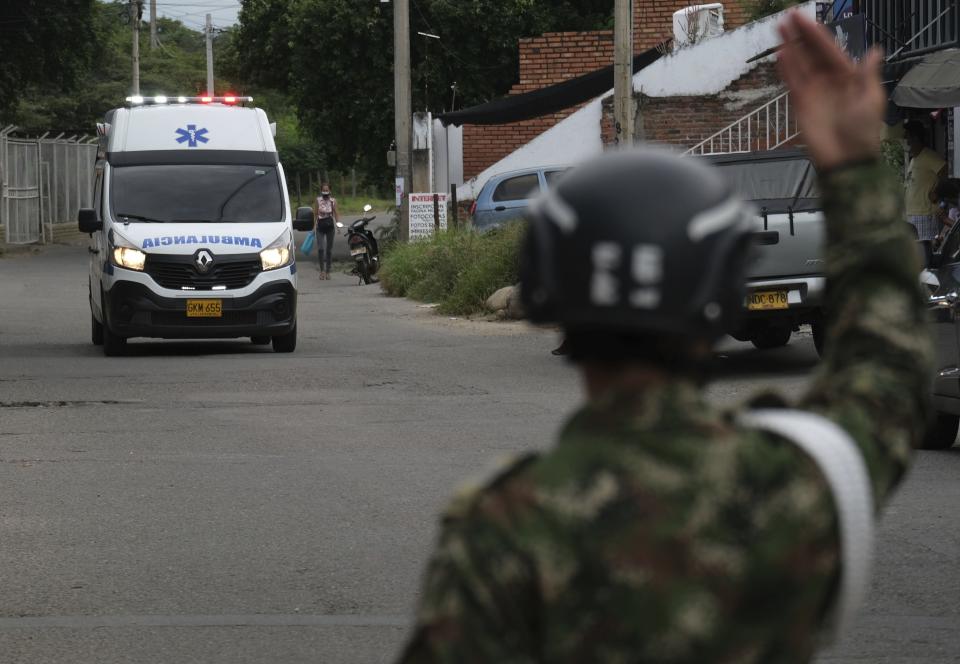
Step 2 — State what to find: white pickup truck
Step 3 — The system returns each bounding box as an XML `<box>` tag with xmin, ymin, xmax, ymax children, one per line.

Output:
<box><xmin>707</xmin><ymin>150</ymin><xmax>826</xmax><ymax>354</ymax></box>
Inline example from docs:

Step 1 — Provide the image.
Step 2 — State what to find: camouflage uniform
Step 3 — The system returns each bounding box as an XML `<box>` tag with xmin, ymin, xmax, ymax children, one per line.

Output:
<box><xmin>396</xmin><ymin>162</ymin><xmax>932</xmax><ymax>664</ymax></box>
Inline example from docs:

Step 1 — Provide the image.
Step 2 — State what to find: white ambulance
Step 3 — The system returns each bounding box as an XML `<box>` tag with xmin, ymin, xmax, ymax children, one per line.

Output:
<box><xmin>79</xmin><ymin>96</ymin><xmax>315</xmax><ymax>355</ymax></box>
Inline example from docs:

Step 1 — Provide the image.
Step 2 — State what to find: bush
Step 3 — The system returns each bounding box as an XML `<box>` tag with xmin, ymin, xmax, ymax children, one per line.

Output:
<box><xmin>379</xmin><ymin>222</ymin><xmax>526</xmax><ymax>316</ymax></box>
<box><xmin>881</xmin><ymin>138</ymin><xmax>906</xmax><ymax>183</ymax></box>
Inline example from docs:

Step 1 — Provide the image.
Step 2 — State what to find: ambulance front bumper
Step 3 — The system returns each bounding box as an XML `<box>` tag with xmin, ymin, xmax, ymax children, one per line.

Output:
<box><xmin>103</xmin><ymin>280</ymin><xmax>296</xmax><ymax>339</ymax></box>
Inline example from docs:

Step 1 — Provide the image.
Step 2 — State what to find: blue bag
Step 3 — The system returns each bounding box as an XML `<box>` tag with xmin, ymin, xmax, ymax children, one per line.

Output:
<box><xmin>300</xmin><ymin>232</ymin><xmax>315</xmax><ymax>255</ymax></box>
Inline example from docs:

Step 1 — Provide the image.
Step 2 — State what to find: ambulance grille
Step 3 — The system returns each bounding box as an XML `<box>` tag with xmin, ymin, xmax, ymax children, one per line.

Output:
<box><xmin>145</xmin><ymin>255</ymin><xmax>261</xmax><ymax>290</ymax></box>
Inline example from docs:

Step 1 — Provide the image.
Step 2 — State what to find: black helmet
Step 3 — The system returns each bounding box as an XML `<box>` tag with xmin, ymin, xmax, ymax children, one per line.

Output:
<box><xmin>520</xmin><ymin>148</ymin><xmax>754</xmax><ymax>350</ymax></box>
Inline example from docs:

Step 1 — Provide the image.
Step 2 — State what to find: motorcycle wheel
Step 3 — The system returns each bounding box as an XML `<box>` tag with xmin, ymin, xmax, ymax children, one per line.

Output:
<box><xmin>358</xmin><ymin>258</ymin><xmax>372</xmax><ymax>285</ymax></box>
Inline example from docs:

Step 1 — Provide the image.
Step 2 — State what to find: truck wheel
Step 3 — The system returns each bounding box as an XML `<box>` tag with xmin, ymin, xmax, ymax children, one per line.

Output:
<box><xmin>750</xmin><ymin>326</ymin><xmax>791</xmax><ymax>350</ymax></box>
<box><xmin>91</xmin><ymin>312</ymin><xmax>104</xmax><ymax>346</ymax></box>
<box><xmin>251</xmin><ymin>335</ymin><xmax>271</xmax><ymax>345</ymax></box>
<box><xmin>921</xmin><ymin>413</ymin><xmax>959</xmax><ymax>450</ymax></box>
<box><xmin>102</xmin><ymin>324</ymin><xmax>127</xmax><ymax>357</ymax></box>
<box><xmin>272</xmin><ymin>324</ymin><xmax>297</xmax><ymax>353</ymax></box>
<box><xmin>812</xmin><ymin>321</ymin><xmax>826</xmax><ymax>357</ymax></box>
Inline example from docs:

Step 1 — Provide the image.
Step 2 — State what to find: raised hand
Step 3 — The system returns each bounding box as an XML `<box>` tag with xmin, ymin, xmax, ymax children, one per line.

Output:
<box><xmin>777</xmin><ymin>12</ymin><xmax>886</xmax><ymax>171</ymax></box>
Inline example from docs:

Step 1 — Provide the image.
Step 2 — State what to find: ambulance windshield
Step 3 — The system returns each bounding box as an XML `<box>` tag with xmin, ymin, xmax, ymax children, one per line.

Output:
<box><xmin>111</xmin><ymin>164</ymin><xmax>284</xmax><ymax>223</ymax></box>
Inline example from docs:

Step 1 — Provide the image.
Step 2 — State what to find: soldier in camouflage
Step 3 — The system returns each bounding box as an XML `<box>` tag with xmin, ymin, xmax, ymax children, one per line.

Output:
<box><xmin>397</xmin><ymin>13</ymin><xmax>932</xmax><ymax>663</ymax></box>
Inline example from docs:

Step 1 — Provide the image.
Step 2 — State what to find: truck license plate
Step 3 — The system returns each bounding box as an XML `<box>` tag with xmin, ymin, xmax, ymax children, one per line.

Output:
<box><xmin>747</xmin><ymin>291</ymin><xmax>789</xmax><ymax>311</ymax></box>
<box><xmin>186</xmin><ymin>299</ymin><xmax>222</xmax><ymax>317</ymax></box>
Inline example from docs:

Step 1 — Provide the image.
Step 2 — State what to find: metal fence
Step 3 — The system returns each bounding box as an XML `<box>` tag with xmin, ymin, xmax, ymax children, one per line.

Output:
<box><xmin>863</xmin><ymin>0</ymin><xmax>960</xmax><ymax>61</ymax></box>
<box><xmin>0</xmin><ymin>126</ymin><xmax>98</xmax><ymax>244</ymax></box>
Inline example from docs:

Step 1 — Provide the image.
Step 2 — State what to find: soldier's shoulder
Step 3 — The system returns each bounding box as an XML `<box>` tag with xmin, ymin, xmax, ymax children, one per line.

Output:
<box><xmin>441</xmin><ymin>452</ymin><xmax>541</xmax><ymax>524</ymax></box>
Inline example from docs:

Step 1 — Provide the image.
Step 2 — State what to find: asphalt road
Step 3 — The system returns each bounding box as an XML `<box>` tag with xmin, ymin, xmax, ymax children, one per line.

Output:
<box><xmin>295</xmin><ymin>210</ymin><xmax>392</xmax><ymax>265</ymax></box>
<box><xmin>0</xmin><ymin>246</ymin><xmax>956</xmax><ymax>663</ymax></box>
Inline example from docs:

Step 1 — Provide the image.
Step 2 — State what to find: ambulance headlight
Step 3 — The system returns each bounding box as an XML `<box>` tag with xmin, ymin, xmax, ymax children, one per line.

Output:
<box><xmin>260</xmin><ymin>231</ymin><xmax>292</xmax><ymax>271</ymax></box>
<box><xmin>110</xmin><ymin>237</ymin><xmax>146</xmax><ymax>271</ymax></box>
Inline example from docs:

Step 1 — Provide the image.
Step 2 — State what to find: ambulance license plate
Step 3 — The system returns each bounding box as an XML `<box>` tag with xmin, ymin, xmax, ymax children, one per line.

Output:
<box><xmin>747</xmin><ymin>290</ymin><xmax>788</xmax><ymax>311</ymax></box>
<box><xmin>186</xmin><ymin>299</ymin><xmax>222</xmax><ymax>317</ymax></box>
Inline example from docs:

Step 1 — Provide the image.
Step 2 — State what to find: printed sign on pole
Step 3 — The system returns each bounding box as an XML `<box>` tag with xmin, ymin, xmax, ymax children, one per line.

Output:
<box><xmin>409</xmin><ymin>193</ymin><xmax>448</xmax><ymax>241</ymax></box>
<box><xmin>395</xmin><ymin>177</ymin><xmax>405</xmax><ymax>207</ymax></box>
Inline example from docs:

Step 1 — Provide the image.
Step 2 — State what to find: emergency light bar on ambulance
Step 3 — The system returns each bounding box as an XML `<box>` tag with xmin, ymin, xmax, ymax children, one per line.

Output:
<box><xmin>124</xmin><ymin>95</ymin><xmax>254</xmax><ymax>106</ymax></box>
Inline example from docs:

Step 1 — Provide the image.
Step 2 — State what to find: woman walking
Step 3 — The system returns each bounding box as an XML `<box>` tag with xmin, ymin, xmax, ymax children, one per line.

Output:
<box><xmin>313</xmin><ymin>183</ymin><xmax>340</xmax><ymax>279</ymax></box>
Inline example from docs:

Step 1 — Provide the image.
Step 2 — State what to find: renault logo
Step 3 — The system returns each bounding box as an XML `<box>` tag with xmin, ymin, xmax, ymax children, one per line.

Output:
<box><xmin>194</xmin><ymin>249</ymin><xmax>214</xmax><ymax>273</ymax></box>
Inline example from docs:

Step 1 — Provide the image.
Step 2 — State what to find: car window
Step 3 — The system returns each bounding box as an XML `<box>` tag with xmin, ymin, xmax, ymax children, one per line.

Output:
<box><xmin>492</xmin><ymin>174</ymin><xmax>540</xmax><ymax>202</ymax></box>
<box><xmin>939</xmin><ymin>222</ymin><xmax>960</xmax><ymax>263</ymax></box>
<box><xmin>543</xmin><ymin>170</ymin><xmax>568</xmax><ymax>187</ymax></box>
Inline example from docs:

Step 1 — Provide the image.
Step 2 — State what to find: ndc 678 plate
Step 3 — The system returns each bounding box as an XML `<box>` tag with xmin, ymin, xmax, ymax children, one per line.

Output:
<box><xmin>747</xmin><ymin>291</ymin><xmax>788</xmax><ymax>311</ymax></box>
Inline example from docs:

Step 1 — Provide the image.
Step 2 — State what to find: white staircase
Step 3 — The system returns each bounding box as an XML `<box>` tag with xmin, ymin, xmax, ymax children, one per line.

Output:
<box><xmin>684</xmin><ymin>91</ymin><xmax>800</xmax><ymax>156</ymax></box>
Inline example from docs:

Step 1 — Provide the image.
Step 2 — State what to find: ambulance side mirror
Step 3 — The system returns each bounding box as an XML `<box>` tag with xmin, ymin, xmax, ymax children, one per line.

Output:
<box><xmin>293</xmin><ymin>206</ymin><xmax>314</xmax><ymax>231</ymax></box>
<box><xmin>78</xmin><ymin>208</ymin><xmax>102</xmax><ymax>234</ymax></box>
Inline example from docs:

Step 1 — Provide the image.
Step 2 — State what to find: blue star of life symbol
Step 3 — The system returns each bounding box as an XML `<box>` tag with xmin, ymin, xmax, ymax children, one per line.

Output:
<box><xmin>175</xmin><ymin>124</ymin><xmax>209</xmax><ymax>148</ymax></box>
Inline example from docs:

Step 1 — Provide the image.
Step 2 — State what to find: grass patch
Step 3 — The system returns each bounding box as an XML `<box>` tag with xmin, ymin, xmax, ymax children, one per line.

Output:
<box><xmin>379</xmin><ymin>222</ymin><xmax>525</xmax><ymax>316</ymax></box>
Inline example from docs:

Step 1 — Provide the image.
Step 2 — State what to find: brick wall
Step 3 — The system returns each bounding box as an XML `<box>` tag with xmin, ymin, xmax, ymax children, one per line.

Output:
<box><xmin>463</xmin><ymin>31</ymin><xmax>614</xmax><ymax>179</ymax></box>
<box><xmin>599</xmin><ymin>61</ymin><xmax>784</xmax><ymax>150</ymax></box>
<box><xmin>462</xmin><ymin>1</ymin><xmax>752</xmax><ymax>180</ymax></box>
<box><xmin>634</xmin><ymin>1</ymin><xmax>750</xmax><ymax>51</ymax></box>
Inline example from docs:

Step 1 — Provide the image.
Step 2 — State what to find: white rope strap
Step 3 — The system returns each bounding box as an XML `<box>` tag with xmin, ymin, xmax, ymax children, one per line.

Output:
<box><xmin>739</xmin><ymin>409</ymin><xmax>875</xmax><ymax>640</ymax></box>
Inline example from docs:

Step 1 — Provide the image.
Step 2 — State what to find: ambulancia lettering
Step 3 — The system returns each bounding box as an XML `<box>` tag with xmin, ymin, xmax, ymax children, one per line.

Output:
<box><xmin>142</xmin><ymin>236</ymin><xmax>262</xmax><ymax>249</ymax></box>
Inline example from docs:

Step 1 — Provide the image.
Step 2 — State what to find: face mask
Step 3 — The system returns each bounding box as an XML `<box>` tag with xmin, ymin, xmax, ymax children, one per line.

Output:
<box><xmin>322</xmin><ymin>192</ymin><xmax>330</xmax><ymax>198</ymax></box>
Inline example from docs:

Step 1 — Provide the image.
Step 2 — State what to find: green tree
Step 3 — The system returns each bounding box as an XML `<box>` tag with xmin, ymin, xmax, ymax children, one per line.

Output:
<box><xmin>235</xmin><ymin>0</ymin><xmax>616</xmax><ymax>183</ymax></box>
<box><xmin>12</xmin><ymin>2</ymin><xmax>238</xmax><ymax>131</ymax></box>
<box><xmin>0</xmin><ymin>0</ymin><xmax>97</xmax><ymax>122</ymax></box>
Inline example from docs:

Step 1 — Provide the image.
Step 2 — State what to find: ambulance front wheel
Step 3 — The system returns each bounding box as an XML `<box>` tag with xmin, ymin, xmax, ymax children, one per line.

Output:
<box><xmin>102</xmin><ymin>324</ymin><xmax>128</xmax><ymax>357</ymax></box>
<box><xmin>272</xmin><ymin>323</ymin><xmax>297</xmax><ymax>353</ymax></box>
<box><xmin>91</xmin><ymin>312</ymin><xmax>104</xmax><ymax>346</ymax></box>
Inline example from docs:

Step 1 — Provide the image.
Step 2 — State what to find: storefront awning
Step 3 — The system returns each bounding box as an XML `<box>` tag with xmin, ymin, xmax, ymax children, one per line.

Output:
<box><xmin>436</xmin><ymin>42</ymin><xmax>668</xmax><ymax>127</ymax></box>
<box><xmin>893</xmin><ymin>48</ymin><xmax>960</xmax><ymax>108</ymax></box>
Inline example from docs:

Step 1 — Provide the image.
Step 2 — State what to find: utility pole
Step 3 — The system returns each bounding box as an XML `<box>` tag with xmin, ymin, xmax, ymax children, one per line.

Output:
<box><xmin>613</xmin><ymin>0</ymin><xmax>635</xmax><ymax>147</ymax></box>
<box><xmin>205</xmin><ymin>14</ymin><xmax>214</xmax><ymax>96</ymax></box>
<box><xmin>149</xmin><ymin>0</ymin><xmax>158</xmax><ymax>50</ymax></box>
<box><xmin>131</xmin><ymin>0</ymin><xmax>142</xmax><ymax>95</ymax></box>
<box><xmin>394</xmin><ymin>0</ymin><xmax>412</xmax><ymax>242</ymax></box>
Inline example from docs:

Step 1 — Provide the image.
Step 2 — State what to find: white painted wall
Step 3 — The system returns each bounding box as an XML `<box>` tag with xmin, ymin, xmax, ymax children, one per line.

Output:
<box><xmin>457</xmin><ymin>100</ymin><xmax>603</xmax><ymax>201</ymax></box>
<box><xmin>457</xmin><ymin>1</ymin><xmax>816</xmax><ymax>202</ymax></box>
<box><xmin>637</xmin><ymin>2</ymin><xmax>815</xmax><ymax>97</ymax></box>
<box><xmin>432</xmin><ymin>119</ymin><xmax>463</xmax><ymax>194</ymax></box>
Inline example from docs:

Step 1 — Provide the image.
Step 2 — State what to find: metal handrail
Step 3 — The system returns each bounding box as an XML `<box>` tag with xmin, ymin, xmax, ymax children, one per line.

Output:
<box><xmin>684</xmin><ymin>90</ymin><xmax>799</xmax><ymax>156</ymax></box>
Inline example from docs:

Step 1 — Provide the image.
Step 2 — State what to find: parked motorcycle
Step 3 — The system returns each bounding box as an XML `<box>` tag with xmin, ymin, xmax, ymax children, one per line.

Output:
<box><xmin>337</xmin><ymin>204</ymin><xmax>380</xmax><ymax>285</ymax></box>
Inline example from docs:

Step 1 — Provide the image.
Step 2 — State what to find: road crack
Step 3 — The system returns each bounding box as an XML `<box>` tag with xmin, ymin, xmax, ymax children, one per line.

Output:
<box><xmin>0</xmin><ymin>399</ymin><xmax>139</xmax><ymax>408</ymax></box>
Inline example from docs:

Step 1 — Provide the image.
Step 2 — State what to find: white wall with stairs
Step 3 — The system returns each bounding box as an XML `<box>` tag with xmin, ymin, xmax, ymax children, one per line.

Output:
<box><xmin>457</xmin><ymin>1</ymin><xmax>816</xmax><ymax>201</ymax></box>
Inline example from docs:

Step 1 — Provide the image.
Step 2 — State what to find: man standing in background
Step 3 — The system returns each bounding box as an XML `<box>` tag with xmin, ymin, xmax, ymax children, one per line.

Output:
<box><xmin>905</xmin><ymin>120</ymin><xmax>947</xmax><ymax>242</ymax></box>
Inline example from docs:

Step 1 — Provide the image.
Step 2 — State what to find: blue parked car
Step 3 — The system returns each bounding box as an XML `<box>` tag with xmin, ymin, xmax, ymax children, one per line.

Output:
<box><xmin>470</xmin><ymin>165</ymin><xmax>569</xmax><ymax>231</ymax></box>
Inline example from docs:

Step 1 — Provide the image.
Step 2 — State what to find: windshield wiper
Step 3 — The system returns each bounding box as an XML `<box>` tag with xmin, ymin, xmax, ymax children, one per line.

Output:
<box><xmin>115</xmin><ymin>213</ymin><xmax>165</xmax><ymax>223</ymax></box>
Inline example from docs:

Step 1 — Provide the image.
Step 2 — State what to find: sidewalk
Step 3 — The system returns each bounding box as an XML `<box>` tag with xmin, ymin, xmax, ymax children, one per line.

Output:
<box><xmin>0</xmin><ymin>222</ymin><xmax>88</xmax><ymax>257</ymax></box>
